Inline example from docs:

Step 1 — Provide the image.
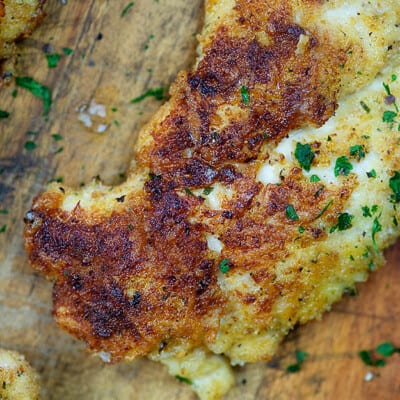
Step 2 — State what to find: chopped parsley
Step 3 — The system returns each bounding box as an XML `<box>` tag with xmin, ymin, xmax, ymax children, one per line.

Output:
<box><xmin>131</xmin><ymin>87</ymin><xmax>165</xmax><ymax>103</ymax></box>
<box><xmin>24</xmin><ymin>141</ymin><xmax>36</xmax><ymax>151</ymax></box>
<box><xmin>389</xmin><ymin>171</ymin><xmax>400</xmax><ymax>203</ymax></box>
<box><xmin>202</xmin><ymin>187</ymin><xmax>214</xmax><ymax>195</ymax></box>
<box><xmin>286</xmin><ymin>350</ymin><xmax>309</xmax><ymax>373</ymax></box>
<box><xmin>62</xmin><ymin>47</ymin><xmax>73</xmax><ymax>55</ymax></box>
<box><xmin>359</xmin><ymin>101</ymin><xmax>370</xmax><ymax>113</ymax></box>
<box><xmin>16</xmin><ymin>77</ymin><xmax>52</xmax><ymax>116</ymax></box>
<box><xmin>219</xmin><ymin>259</ymin><xmax>231</xmax><ymax>274</ymax></box>
<box><xmin>349</xmin><ymin>144</ymin><xmax>365</xmax><ymax>160</ymax></box>
<box><xmin>314</xmin><ymin>199</ymin><xmax>333</xmax><ymax>220</ymax></box>
<box><xmin>358</xmin><ymin>350</ymin><xmax>384</xmax><ymax>367</ymax></box>
<box><xmin>286</xmin><ymin>204</ymin><xmax>299</xmax><ymax>221</ymax></box>
<box><xmin>382</xmin><ymin>110</ymin><xmax>397</xmax><ymax>123</ymax></box>
<box><xmin>121</xmin><ymin>2</ymin><xmax>135</xmax><ymax>17</ymax></box>
<box><xmin>376</xmin><ymin>342</ymin><xmax>396</xmax><ymax>357</ymax></box>
<box><xmin>52</xmin><ymin>133</ymin><xmax>63</xmax><ymax>141</ymax></box>
<box><xmin>310</xmin><ymin>174</ymin><xmax>321</xmax><ymax>183</ymax></box>
<box><xmin>175</xmin><ymin>375</ymin><xmax>192</xmax><ymax>385</ymax></box>
<box><xmin>184</xmin><ymin>187</ymin><xmax>194</xmax><ymax>195</ymax></box>
<box><xmin>54</xmin><ymin>146</ymin><xmax>64</xmax><ymax>154</ymax></box>
<box><xmin>298</xmin><ymin>226</ymin><xmax>305</xmax><ymax>233</ymax></box>
<box><xmin>366</xmin><ymin>169</ymin><xmax>376</xmax><ymax>178</ymax></box>
<box><xmin>0</xmin><ymin>224</ymin><xmax>6</xmax><ymax>233</ymax></box>
<box><xmin>12</xmin><ymin>89</ymin><xmax>18</xmax><ymax>98</ymax></box>
<box><xmin>0</xmin><ymin>210</ymin><xmax>8</xmax><ymax>215</ymax></box>
<box><xmin>330</xmin><ymin>212</ymin><xmax>354</xmax><ymax>233</ymax></box>
<box><xmin>241</xmin><ymin>85</ymin><xmax>250</xmax><ymax>105</ymax></box>
<box><xmin>334</xmin><ymin>156</ymin><xmax>353</xmax><ymax>177</ymax></box>
<box><xmin>294</xmin><ymin>142</ymin><xmax>315</xmax><ymax>172</ymax></box>
<box><xmin>0</xmin><ymin>109</ymin><xmax>10</xmax><ymax>119</ymax></box>
<box><xmin>46</xmin><ymin>53</ymin><xmax>61</xmax><ymax>68</ymax></box>
<box><xmin>362</xmin><ymin>206</ymin><xmax>372</xmax><ymax>217</ymax></box>
<box><xmin>371</xmin><ymin>214</ymin><xmax>382</xmax><ymax>252</ymax></box>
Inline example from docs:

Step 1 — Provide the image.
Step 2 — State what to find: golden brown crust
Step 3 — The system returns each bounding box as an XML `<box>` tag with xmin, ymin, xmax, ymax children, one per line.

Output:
<box><xmin>23</xmin><ymin>0</ymin><xmax>400</xmax><ymax>366</ymax></box>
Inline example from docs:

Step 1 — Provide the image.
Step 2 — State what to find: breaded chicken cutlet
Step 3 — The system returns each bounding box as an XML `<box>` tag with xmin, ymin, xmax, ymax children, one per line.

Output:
<box><xmin>0</xmin><ymin>348</ymin><xmax>39</xmax><ymax>400</ymax></box>
<box><xmin>24</xmin><ymin>0</ymin><xmax>400</xmax><ymax>399</ymax></box>
<box><xmin>0</xmin><ymin>0</ymin><xmax>46</xmax><ymax>83</ymax></box>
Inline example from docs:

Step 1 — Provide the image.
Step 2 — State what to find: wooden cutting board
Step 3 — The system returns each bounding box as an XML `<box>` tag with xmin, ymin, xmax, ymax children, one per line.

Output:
<box><xmin>0</xmin><ymin>1</ymin><xmax>399</xmax><ymax>399</ymax></box>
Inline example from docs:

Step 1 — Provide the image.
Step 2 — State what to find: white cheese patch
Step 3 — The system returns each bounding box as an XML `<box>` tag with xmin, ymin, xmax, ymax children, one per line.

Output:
<box><xmin>207</xmin><ymin>235</ymin><xmax>223</xmax><ymax>254</ymax></box>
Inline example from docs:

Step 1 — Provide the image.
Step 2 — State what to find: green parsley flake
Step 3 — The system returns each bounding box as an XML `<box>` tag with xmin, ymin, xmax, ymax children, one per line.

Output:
<box><xmin>286</xmin><ymin>350</ymin><xmax>308</xmax><ymax>373</ymax></box>
<box><xmin>202</xmin><ymin>187</ymin><xmax>214</xmax><ymax>195</ymax></box>
<box><xmin>16</xmin><ymin>77</ymin><xmax>52</xmax><ymax>116</ymax></box>
<box><xmin>62</xmin><ymin>47</ymin><xmax>73</xmax><ymax>55</ymax></box>
<box><xmin>359</xmin><ymin>101</ymin><xmax>370</xmax><ymax>113</ymax></box>
<box><xmin>175</xmin><ymin>375</ymin><xmax>192</xmax><ymax>385</ymax></box>
<box><xmin>131</xmin><ymin>87</ymin><xmax>165</xmax><ymax>103</ymax></box>
<box><xmin>0</xmin><ymin>210</ymin><xmax>8</xmax><ymax>215</ymax></box>
<box><xmin>310</xmin><ymin>174</ymin><xmax>321</xmax><ymax>183</ymax></box>
<box><xmin>184</xmin><ymin>187</ymin><xmax>194</xmax><ymax>196</ymax></box>
<box><xmin>286</xmin><ymin>204</ymin><xmax>299</xmax><ymax>221</ymax></box>
<box><xmin>46</xmin><ymin>53</ymin><xmax>61</xmax><ymax>68</ymax></box>
<box><xmin>295</xmin><ymin>142</ymin><xmax>315</xmax><ymax>172</ymax></box>
<box><xmin>0</xmin><ymin>109</ymin><xmax>10</xmax><ymax>119</ymax></box>
<box><xmin>330</xmin><ymin>212</ymin><xmax>354</xmax><ymax>233</ymax></box>
<box><xmin>382</xmin><ymin>110</ymin><xmax>397</xmax><ymax>123</ymax></box>
<box><xmin>367</xmin><ymin>169</ymin><xmax>376</xmax><ymax>178</ymax></box>
<box><xmin>371</xmin><ymin>215</ymin><xmax>382</xmax><ymax>252</ymax></box>
<box><xmin>376</xmin><ymin>342</ymin><xmax>396</xmax><ymax>357</ymax></box>
<box><xmin>12</xmin><ymin>89</ymin><xmax>18</xmax><ymax>98</ymax></box>
<box><xmin>54</xmin><ymin>146</ymin><xmax>64</xmax><ymax>154</ymax></box>
<box><xmin>389</xmin><ymin>171</ymin><xmax>400</xmax><ymax>203</ymax></box>
<box><xmin>334</xmin><ymin>156</ymin><xmax>353</xmax><ymax>177</ymax></box>
<box><xmin>219</xmin><ymin>259</ymin><xmax>231</xmax><ymax>274</ymax></box>
<box><xmin>298</xmin><ymin>226</ymin><xmax>305</xmax><ymax>233</ymax></box>
<box><xmin>358</xmin><ymin>349</ymin><xmax>386</xmax><ymax>367</ymax></box>
<box><xmin>24</xmin><ymin>141</ymin><xmax>36</xmax><ymax>151</ymax></box>
<box><xmin>121</xmin><ymin>2</ymin><xmax>135</xmax><ymax>17</ymax></box>
<box><xmin>241</xmin><ymin>85</ymin><xmax>250</xmax><ymax>105</ymax></box>
<box><xmin>314</xmin><ymin>199</ymin><xmax>333</xmax><ymax>220</ymax></box>
<box><xmin>0</xmin><ymin>224</ymin><xmax>6</xmax><ymax>233</ymax></box>
<box><xmin>349</xmin><ymin>144</ymin><xmax>365</xmax><ymax>160</ymax></box>
<box><xmin>52</xmin><ymin>133</ymin><xmax>63</xmax><ymax>141</ymax></box>
<box><xmin>362</xmin><ymin>206</ymin><xmax>372</xmax><ymax>217</ymax></box>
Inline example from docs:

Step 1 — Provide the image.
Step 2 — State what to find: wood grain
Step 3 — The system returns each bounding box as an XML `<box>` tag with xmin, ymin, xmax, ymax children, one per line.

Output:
<box><xmin>0</xmin><ymin>1</ymin><xmax>399</xmax><ymax>399</ymax></box>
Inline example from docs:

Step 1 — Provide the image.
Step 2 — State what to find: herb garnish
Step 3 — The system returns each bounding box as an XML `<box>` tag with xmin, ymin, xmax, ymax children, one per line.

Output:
<box><xmin>24</xmin><ymin>141</ymin><xmax>36</xmax><ymax>151</ymax></box>
<box><xmin>121</xmin><ymin>2</ymin><xmax>135</xmax><ymax>17</ymax></box>
<box><xmin>175</xmin><ymin>375</ymin><xmax>192</xmax><ymax>385</ymax></box>
<box><xmin>389</xmin><ymin>171</ymin><xmax>400</xmax><ymax>203</ymax></box>
<box><xmin>360</xmin><ymin>101</ymin><xmax>370</xmax><ymax>113</ymax></box>
<box><xmin>219</xmin><ymin>259</ymin><xmax>231</xmax><ymax>274</ymax></box>
<box><xmin>16</xmin><ymin>77</ymin><xmax>52</xmax><ymax>116</ymax></box>
<box><xmin>52</xmin><ymin>134</ymin><xmax>63</xmax><ymax>141</ymax></box>
<box><xmin>314</xmin><ymin>199</ymin><xmax>333</xmax><ymax>220</ymax></box>
<box><xmin>203</xmin><ymin>187</ymin><xmax>214</xmax><ymax>195</ymax></box>
<box><xmin>310</xmin><ymin>174</ymin><xmax>321</xmax><ymax>183</ymax></box>
<box><xmin>286</xmin><ymin>204</ymin><xmax>299</xmax><ymax>221</ymax></box>
<box><xmin>46</xmin><ymin>53</ymin><xmax>61</xmax><ymax>68</ymax></box>
<box><xmin>330</xmin><ymin>212</ymin><xmax>354</xmax><ymax>233</ymax></box>
<box><xmin>349</xmin><ymin>144</ymin><xmax>365</xmax><ymax>160</ymax></box>
<box><xmin>131</xmin><ymin>87</ymin><xmax>165</xmax><ymax>103</ymax></box>
<box><xmin>62</xmin><ymin>47</ymin><xmax>73</xmax><ymax>55</ymax></box>
<box><xmin>371</xmin><ymin>214</ymin><xmax>382</xmax><ymax>252</ymax></box>
<box><xmin>366</xmin><ymin>169</ymin><xmax>376</xmax><ymax>178</ymax></box>
<box><xmin>0</xmin><ymin>110</ymin><xmax>10</xmax><ymax>119</ymax></box>
<box><xmin>0</xmin><ymin>224</ymin><xmax>6</xmax><ymax>233</ymax></box>
<box><xmin>334</xmin><ymin>156</ymin><xmax>353</xmax><ymax>177</ymax></box>
<box><xmin>295</xmin><ymin>143</ymin><xmax>315</xmax><ymax>172</ymax></box>
<box><xmin>286</xmin><ymin>350</ymin><xmax>309</xmax><ymax>373</ymax></box>
<box><xmin>241</xmin><ymin>85</ymin><xmax>250</xmax><ymax>105</ymax></box>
